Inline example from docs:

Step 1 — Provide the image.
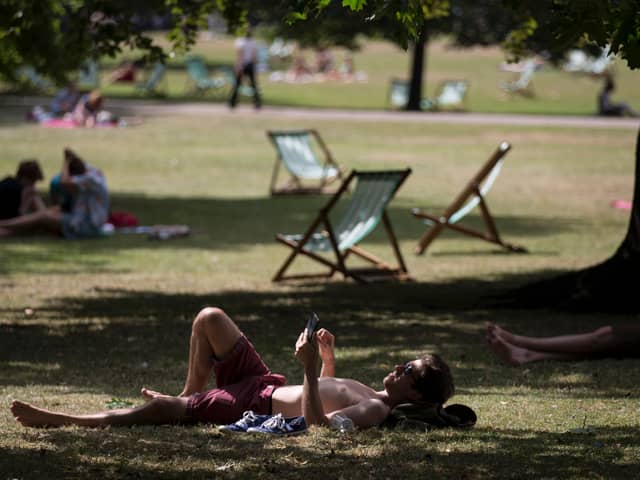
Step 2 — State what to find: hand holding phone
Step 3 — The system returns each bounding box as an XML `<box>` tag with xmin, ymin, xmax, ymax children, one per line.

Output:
<box><xmin>305</xmin><ymin>312</ymin><xmax>320</xmax><ymax>341</ymax></box>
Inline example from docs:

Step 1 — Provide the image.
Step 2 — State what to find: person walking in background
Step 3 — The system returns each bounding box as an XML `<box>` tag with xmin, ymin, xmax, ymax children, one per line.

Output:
<box><xmin>0</xmin><ymin>160</ymin><xmax>45</xmax><ymax>220</ymax></box>
<box><xmin>228</xmin><ymin>27</ymin><xmax>261</xmax><ymax>110</ymax></box>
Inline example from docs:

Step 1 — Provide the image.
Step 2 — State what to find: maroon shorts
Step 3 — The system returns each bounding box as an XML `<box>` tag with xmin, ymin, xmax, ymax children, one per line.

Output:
<box><xmin>186</xmin><ymin>336</ymin><xmax>286</xmax><ymax>424</ymax></box>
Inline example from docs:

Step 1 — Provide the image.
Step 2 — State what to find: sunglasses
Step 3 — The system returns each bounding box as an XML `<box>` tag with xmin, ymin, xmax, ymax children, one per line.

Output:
<box><xmin>403</xmin><ymin>362</ymin><xmax>414</xmax><ymax>377</ymax></box>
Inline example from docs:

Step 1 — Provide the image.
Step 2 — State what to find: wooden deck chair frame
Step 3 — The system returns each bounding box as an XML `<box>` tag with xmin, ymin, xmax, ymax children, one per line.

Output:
<box><xmin>267</xmin><ymin>129</ymin><xmax>344</xmax><ymax>196</ymax></box>
<box><xmin>412</xmin><ymin>142</ymin><xmax>527</xmax><ymax>255</ymax></box>
<box><xmin>273</xmin><ymin>169</ymin><xmax>412</xmax><ymax>284</ymax></box>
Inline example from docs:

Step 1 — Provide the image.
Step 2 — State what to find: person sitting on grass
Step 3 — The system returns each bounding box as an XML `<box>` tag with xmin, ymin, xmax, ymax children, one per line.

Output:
<box><xmin>486</xmin><ymin>323</ymin><xmax>640</xmax><ymax>366</ymax></box>
<box><xmin>0</xmin><ymin>159</ymin><xmax>46</xmax><ymax>220</ymax></box>
<box><xmin>598</xmin><ymin>76</ymin><xmax>639</xmax><ymax>118</ymax></box>
<box><xmin>10</xmin><ymin>307</ymin><xmax>454</xmax><ymax>430</ymax></box>
<box><xmin>0</xmin><ymin>148</ymin><xmax>109</xmax><ymax>239</ymax></box>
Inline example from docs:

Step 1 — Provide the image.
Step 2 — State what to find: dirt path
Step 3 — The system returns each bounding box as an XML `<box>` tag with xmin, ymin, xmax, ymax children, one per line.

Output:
<box><xmin>4</xmin><ymin>95</ymin><xmax>639</xmax><ymax>130</ymax></box>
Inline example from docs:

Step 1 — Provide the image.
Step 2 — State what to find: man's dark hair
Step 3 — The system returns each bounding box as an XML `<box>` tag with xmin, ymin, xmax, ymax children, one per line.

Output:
<box><xmin>16</xmin><ymin>159</ymin><xmax>43</xmax><ymax>182</ymax></box>
<box><xmin>413</xmin><ymin>354</ymin><xmax>455</xmax><ymax>405</ymax></box>
<box><xmin>64</xmin><ymin>148</ymin><xmax>86</xmax><ymax>175</ymax></box>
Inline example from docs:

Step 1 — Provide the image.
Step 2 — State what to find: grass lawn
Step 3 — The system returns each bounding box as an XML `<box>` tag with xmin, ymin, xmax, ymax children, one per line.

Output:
<box><xmin>5</xmin><ymin>34</ymin><xmax>640</xmax><ymax>116</ymax></box>
<box><xmin>1</xmin><ymin>105</ymin><xmax>639</xmax><ymax>479</ymax></box>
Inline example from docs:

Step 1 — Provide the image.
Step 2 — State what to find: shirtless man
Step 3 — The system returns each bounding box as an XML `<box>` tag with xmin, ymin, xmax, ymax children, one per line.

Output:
<box><xmin>11</xmin><ymin>307</ymin><xmax>454</xmax><ymax>429</ymax></box>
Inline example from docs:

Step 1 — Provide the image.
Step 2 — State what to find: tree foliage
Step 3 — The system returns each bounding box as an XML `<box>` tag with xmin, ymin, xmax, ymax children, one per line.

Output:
<box><xmin>1</xmin><ymin>0</ymin><xmax>638</xmax><ymax>85</ymax></box>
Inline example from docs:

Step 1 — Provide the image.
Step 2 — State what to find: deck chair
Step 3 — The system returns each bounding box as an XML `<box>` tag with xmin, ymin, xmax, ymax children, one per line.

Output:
<box><xmin>422</xmin><ymin>80</ymin><xmax>469</xmax><ymax>111</ymax></box>
<box><xmin>388</xmin><ymin>78</ymin><xmax>410</xmax><ymax>109</ymax></box>
<box><xmin>563</xmin><ymin>46</ymin><xmax>612</xmax><ymax>76</ymax></box>
<box><xmin>78</xmin><ymin>60</ymin><xmax>100</xmax><ymax>89</ymax></box>
<box><xmin>136</xmin><ymin>62</ymin><xmax>167</xmax><ymax>96</ymax></box>
<box><xmin>267</xmin><ymin>129</ymin><xmax>344</xmax><ymax>195</ymax></box>
<box><xmin>16</xmin><ymin>66</ymin><xmax>53</xmax><ymax>92</ymax></box>
<box><xmin>273</xmin><ymin>169</ymin><xmax>412</xmax><ymax>284</ymax></box>
<box><xmin>412</xmin><ymin>142</ymin><xmax>527</xmax><ymax>255</ymax></box>
<box><xmin>184</xmin><ymin>56</ymin><xmax>230</xmax><ymax>97</ymax></box>
<box><xmin>500</xmin><ymin>59</ymin><xmax>539</xmax><ymax>97</ymax></box>
<box><xmin>388</xmin><ymin>78</ymin><xmax>468</xmax><ymax>111</ymax></box>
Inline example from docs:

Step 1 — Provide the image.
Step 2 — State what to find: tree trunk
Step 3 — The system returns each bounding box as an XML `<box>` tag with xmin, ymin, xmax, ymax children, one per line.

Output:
<box><xmin>513</xmin><ymin>127</ymin><xmax>640</xmax><ymax>312</ymax></box>
<box><xmin>406</xmin><ymin>28</ymin><xmax>428</xmax><ymax>111</ymax></box>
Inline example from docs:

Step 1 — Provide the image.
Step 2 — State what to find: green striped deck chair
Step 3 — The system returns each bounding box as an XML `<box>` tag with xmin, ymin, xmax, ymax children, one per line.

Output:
<box><xmin>273</xmin><ymin>169</ymin><xmax>412</xmax><ymax>284</ymax></box>
<box><xmin>412</xmin><ymin>142</ymin><xmax>527</xmax><ymax>255</ymax></box>
<box><xmin>78</xmin><ymin>60</ymin><xmax>100</xmax><ymax>90</ymax></box>
<box><xmin>267</xmin><ymin>129</ymin><xmax>344</xmax><ymax>195</ymax></box>
<box><xmin>184</xmin><ymin>56</ymin><xmax>230</xmax><ymax>97</ymax></box>
<box><xmin>136</xmin><ymin>62</ymin><xmax>167</xmax><ymax>96</ymax></box>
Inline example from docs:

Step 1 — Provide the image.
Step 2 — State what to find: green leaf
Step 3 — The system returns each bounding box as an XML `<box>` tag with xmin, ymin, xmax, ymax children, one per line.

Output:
<box><xmin>342</xmin><ymin>0</ymin><xmax>367</xmax><ymax>11</ymax></box>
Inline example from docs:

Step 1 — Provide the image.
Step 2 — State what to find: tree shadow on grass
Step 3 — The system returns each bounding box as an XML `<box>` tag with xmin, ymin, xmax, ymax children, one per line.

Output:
<box><xmin>2</xmin><ymin>273</ymin><xmax>638</xmax><ymax>399</ymax></box>
<box><xmin>0</xmin><ymin>191</ymin><xmax>579</xmax><ymax>275</ymax></box>
<box><xmin>2</xmin><ymin>423</ymin><xmax>638</xmax><ymax>479</ymax></box>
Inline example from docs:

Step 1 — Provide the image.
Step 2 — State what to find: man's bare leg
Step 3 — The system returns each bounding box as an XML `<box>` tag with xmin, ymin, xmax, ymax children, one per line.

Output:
<box><xmin>179</xmin><ymin>307</ymin><xmax>243</xmax><ymax>397</ymax></box>
<box><xmin>11</xmin><ymin>393</ymin><xmax>188</xmax><ymax>428</ymax></box>
<box><xmin>0</xmin><ymin>207</ymin><xmax>62</xmax><ymax>236</ymax></box>
<box><xmin>488</xmin><ymin>323</ymin><xmax>615</xmax><ymax>354</ymax></box>
<box><xmin>486</xmin><ymin>330</ymin><xmax>582</xmax><ymax>365</ymax></box>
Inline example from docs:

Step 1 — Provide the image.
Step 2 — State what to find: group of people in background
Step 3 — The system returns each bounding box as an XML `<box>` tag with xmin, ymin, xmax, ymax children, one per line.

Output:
<box><xmin>0</xmin><ymin>149</ymin><xmax>109</xmax><ymax>238</ymax></box>
<box><xmin>28</xmin><ymin>83</ymin><xmax>118</xmax><ymax>128</ymax></box>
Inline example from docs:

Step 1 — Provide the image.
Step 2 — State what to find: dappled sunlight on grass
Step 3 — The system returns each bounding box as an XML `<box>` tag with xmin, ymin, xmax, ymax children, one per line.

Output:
<box><xmin>1</xmin><ymin>104</ymin><xmax>639</xmax><ymax>478</ymax></box>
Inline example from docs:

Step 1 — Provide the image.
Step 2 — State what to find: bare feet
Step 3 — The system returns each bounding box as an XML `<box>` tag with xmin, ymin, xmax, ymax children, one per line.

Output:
<box><xmin>11</xmin><ymin>400</ymin><xmax>68</xmax><ymax>428</ymax></box>
<box><xmin>486</xmin><ymin>333</ymin><xmax>533</xmax><ymax>366</ymax></box>
<box><xmin>487</xmin><ymin>323</ymin><xmax>517</xmax><ymax>345</ymax></box>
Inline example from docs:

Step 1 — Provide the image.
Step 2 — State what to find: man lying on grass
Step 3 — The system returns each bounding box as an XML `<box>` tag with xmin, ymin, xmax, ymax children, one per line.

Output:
<box><xmin>11</xmin><ymin>307</ymin><xmax>454</xmax><ymax>430</ymax></box>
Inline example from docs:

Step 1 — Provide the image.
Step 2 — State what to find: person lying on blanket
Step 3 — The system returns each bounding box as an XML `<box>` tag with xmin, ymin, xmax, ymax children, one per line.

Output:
<box><xmin>10</xmin><ymin>307</ymin><xmax>454</xmax><ymax>430</ymax></box>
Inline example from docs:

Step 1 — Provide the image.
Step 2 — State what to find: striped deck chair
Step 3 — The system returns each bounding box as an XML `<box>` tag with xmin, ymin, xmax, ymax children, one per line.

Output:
<box><xmin>273</xmin><ymin>169</ymin><xmax>412</xmax><ymax>284</ymax></box>
<box><xmin>78</xmin><ymin>60</ymin><xmax>100</xmax><ymax>90</ymax></box>
<box><xmin>136</xmin><ymin>62</ymin><xmax>167</xmax><ymax>96</ymax></box>
<box><xmin>267</xmin><ymin>129</ymin><xmax>344</xmax><ymax>195</ymax></box>
<box><xmin>412</xmin><ymin>142</ymin><xmax>527</xmax><ymax>255</ymax></box>
<box><xmin>184</xmin><ymin>56</ymin><xmax>229</xmax><ymax>97</ymax></box>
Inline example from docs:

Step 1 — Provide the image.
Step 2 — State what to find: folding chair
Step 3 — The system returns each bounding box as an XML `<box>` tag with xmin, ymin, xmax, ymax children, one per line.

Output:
<box><xmin>136</xmin><ymin>62</ymin><xmax>167</xmax><ymax>96</ymax></box>
<box><xmin>273</xmin><ymin>169</ymin><xmax>412</xmax><ymax>284</ymax></box>
<box><xmin>388</xmin><ymin>78</ymin><xmax>410</xmax><ymax>110</ymax></box>
<box><xmin>500</xmin><ymin>59</ymin><xmax>539</xmax><ymax>97</ymax></box>
<box><xmin>267</xmin><ymin>129</ymin><xmax>344</xmax><ymax>195</ymax></box>
<box><xmin>422</xmin><ymin>80</ymin><xmax>469</xmax><ymax>111</ymax></box>
<box><xmin>412</xmin><ymin>142</ymin><xmax>527</xmax><ymax>255</ymax></box>
<box><xmin>16</xmin><ymin>66</ymin><xmax>53</xmax><ymax>92</ymax></box>
<box><xmin>388</xmin><ymin>78</ymin><xmax>468</xmax><ymax>111</ymax></box>
<box><xmin>78</xmin><ymin>60</ymin><xmax>100</xmax><ymax>90</ymax></box>
<box><xmin>184</xmin><ymin>56</ymin><xmax>230</xmax><ymax>97</ymax></box>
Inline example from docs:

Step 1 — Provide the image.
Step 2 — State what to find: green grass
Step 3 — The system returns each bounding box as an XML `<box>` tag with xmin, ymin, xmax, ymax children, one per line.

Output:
<box><xmin>1</xmin><ymin>106</ymin><xmax>639</xmax><ymax>479</ymax></box>
<box><xmin>5</xmin><ymin>34</ymin><xmax>640</xmax><ymax>115</ymax></box>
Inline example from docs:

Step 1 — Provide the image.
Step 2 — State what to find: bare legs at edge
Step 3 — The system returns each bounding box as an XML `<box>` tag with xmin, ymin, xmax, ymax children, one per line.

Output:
<box><xmin>486</xmin><ymin>323</ymin><xmax>617</xmax><ymax>365</ymax></box>
<box><xmin>10</xmin><ymin>308</ymin><xmax>242</xmax><ymax>427</ymax></box>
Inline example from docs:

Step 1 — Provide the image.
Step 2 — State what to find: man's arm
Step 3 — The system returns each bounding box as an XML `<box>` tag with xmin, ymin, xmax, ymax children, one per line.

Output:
<box><xmin>326</xmin><ymin>399</ymin><xmax>390</xmax><ymax>430</ymax></box>
<box><xmin>59</xmin><ymin>149</ymin><xmax>79</xmax><ymax>194</ymax></box>
<box><xmin>295</xmin><ymin>331</ymin><xmax>330</xmax><ymax>426</ymax></box>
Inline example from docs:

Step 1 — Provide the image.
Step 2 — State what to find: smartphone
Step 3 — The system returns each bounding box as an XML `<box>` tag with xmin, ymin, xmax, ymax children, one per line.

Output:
<box><xmin>305</xmin><ymin>312</ymin><xmax>320</xmax><ymax>341</ymax></box>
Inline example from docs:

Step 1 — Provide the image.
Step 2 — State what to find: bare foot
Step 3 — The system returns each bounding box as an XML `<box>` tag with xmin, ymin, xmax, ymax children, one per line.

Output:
<box><xmin>486</xmin><ymin>335</ymin><xmax>531</xmax><ymax>366</ymax></box>
<box><xmin>140</xmin><ymin>387</ymin><xmax>171</xmax><ymax>400</ymax></box>
<box><xmin>11</xmin><ymin>400</ymin><xmax>69</xmax><ymax>428</ymax></box>
<box><xmin>487</xmin><ymin>323</ymin><xmax>517</xmax><ymax>344</ymax></box>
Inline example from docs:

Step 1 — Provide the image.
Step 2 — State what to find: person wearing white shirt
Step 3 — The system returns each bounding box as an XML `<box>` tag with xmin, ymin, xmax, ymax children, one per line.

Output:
<box><xmin>229</xmin><ymin>27</ymin><xmax>262</xmax><ymax>109</ymax></box>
